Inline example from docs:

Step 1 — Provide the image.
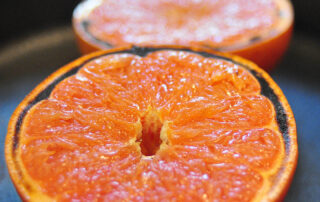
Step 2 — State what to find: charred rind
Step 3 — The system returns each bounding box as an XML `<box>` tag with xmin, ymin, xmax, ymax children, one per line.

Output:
<box><xmin>81</xmin><ymin>20</ymin><xmax>231</xmax><ymax>53</ymax></box>
<box><xmin>127</xmin><ymin>46</ymin><xmax>232</xmax><ymax>61</ymax></box>
<box><xmin>82</xmin><ymin>20</ymin><xmax>113</xmax><ymax>48</ymax></box>
<box><xmin>12</xmin><ymin>46</ymin><xmax>290</xmax><ymax>155</ymax></box>
<box><xmin>249</xmin><ymin>70</ymin><xmax>290</xmax><ymax>153</ymax></box>
<box><xmin>12</xmin><ymin>67</ymin><xmax>80</xmax><ymax>152</ymax></box>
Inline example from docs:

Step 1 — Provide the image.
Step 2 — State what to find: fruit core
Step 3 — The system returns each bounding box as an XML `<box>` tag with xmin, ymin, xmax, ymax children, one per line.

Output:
<box><xmin>138</xmin><ymin>109</ymin><xmax>163</xmax><ymax>156</ymax></box>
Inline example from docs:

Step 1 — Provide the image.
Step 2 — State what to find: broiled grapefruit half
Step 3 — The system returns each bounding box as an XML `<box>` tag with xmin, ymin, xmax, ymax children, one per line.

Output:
<box><xmin>73</xmin><ymin>0</ymin><xmax>294</xmax><ymax>70</ymax></box>
<box><xmin>5</xmin><ymin>46</ymin><xmax>297</xmax><ymax>201</ymax></box>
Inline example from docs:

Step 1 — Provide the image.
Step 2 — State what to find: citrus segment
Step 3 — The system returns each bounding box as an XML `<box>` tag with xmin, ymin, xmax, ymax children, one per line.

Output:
<box><xmin>146</xmin><ymin>146</ymin><xmax>263</xmax><ymax>201</ymax></box>
<box><xmin>165</xmin><ymin>95</ymin><xmax>274</xmax><ymax>129</ymax></box>
<box><xmin>167</xmin><ymin>128</ymin><xmax>281</xmax><ymax>170</ymax></box>
<box><xmin>5</xmin><ymin>47</ymin><xmax>297</xmax><ymax>201</ymax></box>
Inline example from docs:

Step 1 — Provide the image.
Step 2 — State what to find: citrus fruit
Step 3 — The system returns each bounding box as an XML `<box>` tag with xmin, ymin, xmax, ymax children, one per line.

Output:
<box><xmin>5</xmin><ymin>46</ymin><xmax>297</xmax><ymax>201</ymax></box>
<box><xmin>72</xmin><ymin>0</ymin><xmax>294</xmax><ymax>70</ymax></box>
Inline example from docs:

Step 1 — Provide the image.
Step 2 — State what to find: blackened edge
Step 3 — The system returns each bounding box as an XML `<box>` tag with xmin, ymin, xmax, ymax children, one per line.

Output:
<box><xmin>82</xmin><ymin>20</ymin><xmax>113</xmax><ymax>48</ymax></box>
<box><xmin>250</xmin><ymin>70</ymin><xmax>289</xmax><ymax>150</ymax></box>
<box><xmin>13</xmin><ymin>67</ymin><xmax>80</xmax><ymax>151</ymax></box>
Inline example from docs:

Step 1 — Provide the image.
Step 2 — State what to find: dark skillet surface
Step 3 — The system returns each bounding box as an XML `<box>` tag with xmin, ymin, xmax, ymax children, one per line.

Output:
<box><xmin>0</xmin><ymin>27</ymin><xmax>319</xmax><ymax>201</ymax></box>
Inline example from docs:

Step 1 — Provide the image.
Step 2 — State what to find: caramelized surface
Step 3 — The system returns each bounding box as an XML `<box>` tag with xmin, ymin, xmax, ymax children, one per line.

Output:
<box><xmin>86</xmin><ymin>0</ymin><xmax>279</xmax><ymax>48</ymax></box>
<box><xmin>20</xmin><ymin>51</ymin><xmax>283</xmax><ymax>201</ymax></box>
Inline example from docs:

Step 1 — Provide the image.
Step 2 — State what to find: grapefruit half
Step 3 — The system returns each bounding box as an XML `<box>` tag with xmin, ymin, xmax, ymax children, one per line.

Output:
<box><xmin>73</xmin><ymin>0</ymin><xmax>294</xmax><ymax>70</ymax></box>
<box><xmin>5</xmin><ymin>46</ymin><xmax>297</xmax><ymax>201</ymax></box>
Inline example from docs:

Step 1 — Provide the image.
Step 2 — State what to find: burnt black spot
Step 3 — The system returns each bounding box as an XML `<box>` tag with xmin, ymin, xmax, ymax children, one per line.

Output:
<box><xmin>278</xmin><ymin>10</ymin><xmax>284</xmax><ymax>18</ymax></box>
<box><xmin>250</xmin><ymin>36</ymin><xmax>261</xmax><ymax>43</ymax></box>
